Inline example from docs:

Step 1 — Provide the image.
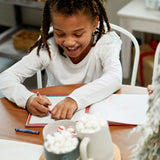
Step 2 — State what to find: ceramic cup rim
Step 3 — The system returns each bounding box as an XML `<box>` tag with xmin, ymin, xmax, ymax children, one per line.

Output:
<box><xmin>43</xmin><ymin>138</ymin><xmax>80</xmax><ymax>155</ymax></box>
<box><xmin>43</xmin><ymin>119</ymin><xmax>76</xmax><ymax>140</ymax></box>
<box><xmin>76</xmin><ymin>124</ymin><xmax>107</xmax><ymax>135</ymax></box>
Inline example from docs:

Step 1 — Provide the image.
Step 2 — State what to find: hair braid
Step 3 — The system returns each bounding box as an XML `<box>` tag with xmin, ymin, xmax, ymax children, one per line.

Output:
<box><xmin>28</xmin><ymin>39</ymin><xmax>40</xmax><ymax>54</ymax></box>
<box><xmin>41</xmin><ymin>0</ymin><xmax>50</xmax><ymax>46</ymax></box>
<box><xmin>92</xmin><ymin>0</ymin><xmax>111</xmax><ymax>44</ymax></box>
<box><xmin>28</xmin><ymin>0</ymin><xmax>52</xmax><ymax>59</ymax></box>
<box><xmin>41</xmin><ymin>0</ymin><xmax>52</xmax><ymax>58</ymax></box>
<box><xmin>96</xmin><ymin>0</ymin><xmax>111</xmax><ymax>31</ymax></box>
<box><xmin>37</xmin><ymin>38</ymin><xmax>43</xmax><ymax>56</ymax></box>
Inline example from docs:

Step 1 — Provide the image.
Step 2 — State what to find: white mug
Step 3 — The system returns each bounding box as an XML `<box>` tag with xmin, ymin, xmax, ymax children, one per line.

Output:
<box><xmin>43</xmin><ymin>120</ymin><xmax>80</xmax><ymax>160</ymax></box>
<box><xmin>77</xmin><ymin>122</ymin><xmax>114</xmax><ymax>160</ymax></box>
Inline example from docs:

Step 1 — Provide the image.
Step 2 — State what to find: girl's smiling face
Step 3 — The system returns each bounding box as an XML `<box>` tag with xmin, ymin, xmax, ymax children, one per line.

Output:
<box><xmin>51</xmin><ymin>11</ymin><xmax>98</xmax><ymax>64</ymax></box>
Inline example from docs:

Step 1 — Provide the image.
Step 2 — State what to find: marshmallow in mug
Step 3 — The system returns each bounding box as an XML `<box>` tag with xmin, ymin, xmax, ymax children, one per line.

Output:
<box><xmin>76</xmin><ymin>113</ymin><xmax>107</xmax><ymax>133</ymax></box>
<box><xmin>44</xmin><ymin>130</ymin><xmax>78</xmax><ymax>154</ymax></box>
<box><xmin>57</xmin><ymin>125</ymin><xmax>77</xmax><ymax>136</ymax></box>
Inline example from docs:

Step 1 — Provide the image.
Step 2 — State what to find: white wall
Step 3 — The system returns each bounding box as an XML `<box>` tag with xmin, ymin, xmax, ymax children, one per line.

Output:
<box><xmin>21</xmin><ymin>7</ymin><xmax>42</xmax><ymax>27</ymax></box>
<box><xmin>105</xmin><ymin>0</ymin><xmax>131</xmax><ymax>25</ymax></box>
<box><xmin>0</xmin><ymin>3</ymin><xmax>16</xmax><ymax>27</ymax></box>
<box><xmin>0</xmin><ymin>1</ymin><xmax>131</xmax><ymax>27</ymax></box>
<box><xmin>18</xmin><ymin>1</ymin><xmax>132</xmax><ymax>27</ymax></box>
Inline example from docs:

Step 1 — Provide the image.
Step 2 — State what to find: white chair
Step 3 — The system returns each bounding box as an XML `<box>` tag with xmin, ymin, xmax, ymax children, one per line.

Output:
<box><xmin>152</xmin><ymin>42</ymin><xmax>160</xmax><ymax>83</ymax></box>
<box><xmin>36</xmin><ymin>24</ymin><xmax>140</xmax><ymax>88</ymax></box>
<box><xmin>37</xmin><ymin>70</ymin><xmax>43</xmax><ymax>88</ymax></box>
<box><xmin>110</xmin><ymin>23</ymin><xmax>140</xmax><ymax>86</ymax></box>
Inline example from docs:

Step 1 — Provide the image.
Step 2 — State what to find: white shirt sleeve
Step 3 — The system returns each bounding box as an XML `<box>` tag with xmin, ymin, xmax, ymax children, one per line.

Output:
<box><xmin>68</xmin><ymin>33</ymin><xmax>122</xmax><ymax>110</ymax></box>
<box><xmin>0</xmin><ymin>48</ymin><xmax>50</xmax><ymax>108</ymax></box>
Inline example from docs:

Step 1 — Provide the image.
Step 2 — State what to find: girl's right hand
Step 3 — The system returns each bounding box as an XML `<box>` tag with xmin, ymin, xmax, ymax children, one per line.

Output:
<box><xmin>26</xmin><ymin>94</ymin><xmax>52</xmax><ymax>116</ymax></box>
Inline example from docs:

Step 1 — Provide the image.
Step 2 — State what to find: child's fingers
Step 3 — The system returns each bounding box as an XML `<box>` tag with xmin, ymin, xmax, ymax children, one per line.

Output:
<box><xmin>60</xmin><ymin>107</ymin><xmax>68</xmax><ymax>119</ymax></box>
<box><xmin>32</xmin><ymin>107</ymin><xmax>49</xmax><ymax>117</ymax></box>
<box><xmin>26</xmin><ymin>94</ymin><xmax>51</xmax><ymax>116</ymax></box>
<box><xmin>43</xmin><ymin>96</ymin><xmax>52</xmax><ymax>105</ymax></box>
<box><xmin>36</xmin><ymin>96</ymin><xmax>52</xmax><ymax>113</ymax></box>
<box><xmin>37</xmin><ymin>95</ymin><xmax>52</xmax><ymax>106</ymax></box>
<box><xmin>51</xmin><ymin>103</ymin><xmax>76</xmax><ymax>119</ymax></box>
<box><xmin>38</xmin><ymin>104</ymin><xmax>50</xmax><ymax>113</ymax></box>
<box><xmin>51</xmin><ymin>102</ymin><xmax>69</xmax><ymax>119</ymax></box>
<box><xmin>51</xmin><ymin>106</ymin><xmax>63</xmax><ymax>119</ymax></box>
<box><xmin>30</xmin><ymin>98</ymin><xmax>50</xmax><ymax>113</ymax></box>
<box><xmin>33</xmin><ymin>103</ymin><xmax>49</xmax><ymax>114</ymax></box>
<box><xmin>66</xmin><ymin>105</ymin><xmax>77</xmax><ymax>119</ymax></box>
<box><xmin>66</xmin><ymin>110</ymin><xmax>73</xmax><ymax>119</ymax></box>
<box><xmin>50</xmin><ymin>97</ymin><xmax>78</xmax><ymax>119</ymax></box>
<box><xmin>27</xmin><ymin>103</ymin><xmax>49</xmax><ymax>116</ymax></box>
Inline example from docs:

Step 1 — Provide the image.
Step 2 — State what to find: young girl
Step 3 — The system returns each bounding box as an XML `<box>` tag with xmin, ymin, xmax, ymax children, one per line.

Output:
<box><xmin>0</xmin><ymin>0</ymin><xmax>122</xmax><ymax>119</ymax></box>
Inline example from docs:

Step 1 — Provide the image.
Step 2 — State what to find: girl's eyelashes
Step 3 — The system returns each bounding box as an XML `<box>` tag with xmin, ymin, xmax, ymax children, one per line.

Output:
<box><xmin>54</xmin><ymin>32</ymin><xmax>83</xmax><ymax>38</ymax></box>
<box><xmin>73</xmin><ymin>31</ymin><xmax>85</xmax><ymax>37</ymax></box>
<box><xmin>74</xmin><ymin>33</ymin><xmax>83</xmax><ymax>37</ymax></box>
<box><xmin>55</xmin><ymin>32</ymin><xmax>65</xmax><ymax>37</ymax></box>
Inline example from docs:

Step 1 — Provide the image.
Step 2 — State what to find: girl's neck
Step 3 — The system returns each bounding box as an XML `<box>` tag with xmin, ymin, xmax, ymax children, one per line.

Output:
<box><xmin>69</xmin><ymin>35</ymin><xmax>94</xmax><ymax>64</ymax></box>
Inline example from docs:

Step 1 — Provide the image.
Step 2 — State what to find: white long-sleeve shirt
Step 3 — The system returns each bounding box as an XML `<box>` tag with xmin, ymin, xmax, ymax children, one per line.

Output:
<box><xmin>0</xmin><ymin>31</ymin><xmax>122</xmax><ymax>110</ymax></box>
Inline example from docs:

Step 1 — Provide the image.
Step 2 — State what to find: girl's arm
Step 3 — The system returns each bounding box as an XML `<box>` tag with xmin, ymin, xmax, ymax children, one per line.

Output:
<box><xmin>0</xmin><ymin>48</ymin><xmax>49</xmax><ymax>108</ymax></box>
<box><xmin>68</xmin><ymin>33</ymin><xmax>122</xmax><ymax>111</ymax></box>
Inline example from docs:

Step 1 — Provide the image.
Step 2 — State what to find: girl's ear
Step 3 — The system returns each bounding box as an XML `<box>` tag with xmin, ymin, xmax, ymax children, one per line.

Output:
<box><xmin>93</xmin><ymin>16</ymin><xmax>99</xmax><ymax>32</ymax></box>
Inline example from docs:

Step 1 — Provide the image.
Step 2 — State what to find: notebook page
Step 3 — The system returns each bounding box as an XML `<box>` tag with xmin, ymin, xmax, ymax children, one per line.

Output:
<box><xmin>90</xmin><ymin>94</ymin><xmax>149</xmax><ymax>125</ymax></box>
<box><xmin>26</xmin><ymin>95</ymin><xmax>85</xmax><ymax>126</ymax></box>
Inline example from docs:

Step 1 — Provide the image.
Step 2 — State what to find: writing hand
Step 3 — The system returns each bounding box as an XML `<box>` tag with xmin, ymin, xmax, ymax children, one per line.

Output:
<box><xmin>26</xmin><ymin>94</ymin><xmax>52</xmax><ymax>116</ymax></box>
<box><xmin>51</xmin><ymin>97</ymin><xmax>78</xmax><ymax>120</ymax></box>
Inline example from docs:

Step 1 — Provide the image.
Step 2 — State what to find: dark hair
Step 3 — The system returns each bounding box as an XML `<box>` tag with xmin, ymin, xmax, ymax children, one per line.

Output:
<box><xmin>28</xmin><ymin>0</ymin><xmax>111</xmax><ymax>59</ymax></box>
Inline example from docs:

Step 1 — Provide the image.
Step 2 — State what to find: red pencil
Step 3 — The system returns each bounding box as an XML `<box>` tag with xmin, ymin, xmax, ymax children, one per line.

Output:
<box><xmin>36</xmin><ymin>91</ymin><xmax>51</xmax><ymax>113</ymax></box>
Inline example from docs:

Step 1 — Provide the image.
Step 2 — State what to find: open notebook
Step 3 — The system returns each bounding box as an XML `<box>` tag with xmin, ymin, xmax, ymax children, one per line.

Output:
<box><xmin>26</xmin><ymin>94</ymin><xmax>149</xmax><ymax>127</ymax></box>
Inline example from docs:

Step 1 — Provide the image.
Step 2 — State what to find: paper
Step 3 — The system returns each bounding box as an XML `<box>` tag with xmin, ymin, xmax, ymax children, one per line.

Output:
<box><xmin>0</xmin><ymin>139</ymin><xmax>43</xmax><ymax>160</ymax></box>
<box><xmin>26</xmin><ymin>95</ymin><xmax>86</xmax><ymax>127</ymax></box>
<box><xmin>26</xmin><ymin>94</ymin><xmax>149</xmax><ymax>127</ymax></box>
<box><xmin>90</xmin><ymin>94</ymin><xmax>149</xmax><ymax>125</ymax></box>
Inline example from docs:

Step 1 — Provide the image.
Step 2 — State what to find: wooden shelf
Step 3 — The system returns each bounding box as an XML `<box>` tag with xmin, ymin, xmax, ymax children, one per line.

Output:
<box><xmin>0</xmin><ymin>0</ymin><xmax>44</xmax><ymax>61</ymax></box>
<box><xmin>0</xmin><ymin>0</ymin><xmax>44</xmax><ymax>9</ymax></box>
<box><xmin>0</xmin><ymin>26</ymin><xmax>40</xmax><ymax>61</ymax></box>
<box><xmin>0</xmin><ymin>38</ymin><xmax>26</xmax><ymax>61</ymax></box>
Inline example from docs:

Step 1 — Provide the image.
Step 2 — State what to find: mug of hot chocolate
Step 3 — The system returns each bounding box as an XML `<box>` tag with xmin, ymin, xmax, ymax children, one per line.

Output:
<box><xmin>76</xmin><ymin>113</ymin><xmax>114</xmax><ymax>160</ymax></box>
<box><xmin>43</xmin><ymin>120</ymin><xmax>80</xmax><ymax>160</ymax></box>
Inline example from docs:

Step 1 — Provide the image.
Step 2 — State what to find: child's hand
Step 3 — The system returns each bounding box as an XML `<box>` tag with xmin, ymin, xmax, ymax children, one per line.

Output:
<box><xmin>26</xmin><ymin>94</ymin><xmax>52</xmax><ymax>116</ymax></box>
<box><xmin>147</xmin><ymin>85</ymin><xmax>153</xmax><ymax>95</ymax></box>
<box><xmin>51</xmin><ymin>97</ymin><xmax>78</xmax><ymax>120</ymax></box>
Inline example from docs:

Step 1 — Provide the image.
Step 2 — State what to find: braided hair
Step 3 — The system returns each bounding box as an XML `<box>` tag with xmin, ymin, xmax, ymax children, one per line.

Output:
<box><xmin>28</xmin><ymin>0</ymin><xmax>111</xmax><ymax>59</ymax></box>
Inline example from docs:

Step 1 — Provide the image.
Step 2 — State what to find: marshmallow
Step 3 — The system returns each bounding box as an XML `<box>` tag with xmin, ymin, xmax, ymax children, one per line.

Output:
<box><xmin>76</xmin><ymin>113</ymin><xmax>107</xmax><ymax>133</ymax></box>
<box><xmin>66</xmin><ymin>126</ymin><xmax>76</xmax><ymax>134</ymax></box>
<box><xmin>57</xmin><ymin>125</ymin><xmax>65</xmax><ymax>132</ymax></box>
<box><xmin>44</xmin><ymin>127</ymin><xmax>78</xmax><ymax>154</ymax></box>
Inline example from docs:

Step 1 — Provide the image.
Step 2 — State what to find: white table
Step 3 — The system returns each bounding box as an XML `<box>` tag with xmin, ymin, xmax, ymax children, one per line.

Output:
<box><xmin>117</xmin><ymin>0</ymin><xmax>160</xmax><ymax>79</ymax></box>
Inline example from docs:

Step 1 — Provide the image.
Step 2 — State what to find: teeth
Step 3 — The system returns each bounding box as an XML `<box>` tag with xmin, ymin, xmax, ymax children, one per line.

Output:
<box><xmin>67</xmin><ymin>46</ymin><xmax>79</xmax><ymax>51</ymax></box>
<box><xmin>68</xmin><ymin>47</ymin><xmax>76</xmax><ymax>50</ymax></box>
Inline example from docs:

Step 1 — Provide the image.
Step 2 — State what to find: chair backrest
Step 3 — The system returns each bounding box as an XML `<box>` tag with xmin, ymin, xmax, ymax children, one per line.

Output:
<box><xmin>110</xmin><ymin>23</ymin><xmax>140</xmax><ymax>86</ymax></box>
<box><xmin>152</xmin><ymin>42</ymin><xmax>160</xmax><ymax>84</ymax></box>
<box><xmin>37</xmin><ymin>70</ymin><xmax>43</xmax><ymax>88</ymax></box>
<box><xmin>36</xmin><ymin>23</ymin><xmax>140</xmax><ymax>88</ymax></box>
